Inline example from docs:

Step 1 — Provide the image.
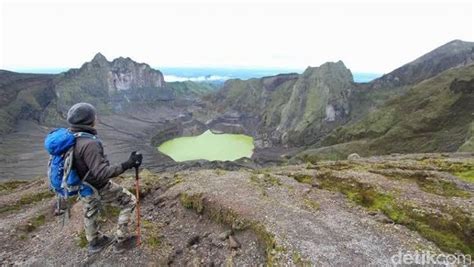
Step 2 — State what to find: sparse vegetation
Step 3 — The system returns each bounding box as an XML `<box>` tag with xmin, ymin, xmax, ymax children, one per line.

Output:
<box><xmin>370</xmin><ymin>169</ymin><xmax>471</xmax><ymax>197</ymax></box>
<box><xmin>16</xmin><ymin>214</ymin><xmax>47</xmax><ymax>233</ymax></box>
<box><xmin>422</xmin><ymin>158</ymin><xmax>474</xmax><ymax>184</ymax></box>
<box><xmin>317</xmin><ymin>172</ymin><xmax>473</xmax><ymax>255</ymax></box>
<box><xmin>0</xmin><ymin>190</ymin><xmax>55</xmax><ymax>214</ymax></box>
<box><xmin>0</xmin><ymin>180</ymin><xmax>29</xmax><ymax>193</ymax></box>
<box><xmin>169</xmin><ymin>173</ymin><xmax>184</xmax><ymax>187</ymax></box>
<box><xmin>167</xmin><ymin>80</ymin><xmax>219</xmax><ymax>97</ymax></box>
<box><xmin>290</xmin><ymin>174</ymin><xmax>313</xmax><ymax>184</ymax></box>
<box><xmin>455</xmin><ymin>169</ymin><xmax>474</xmax><ymax>183</ymax></box>
<box><xmin>143</xmin><ymin>220</ymin><xmax>162</xmax><ymax>249</ymax></box>
<box><xmin>303</xmin><ymin>197</ymin><xmax>320</xmax><ymax>211</ymax></box>
<box><xmin>249</xmin><ymin>173</ymin><xmax>282</xmax><ymax>187</ymax></box>
<box><xmin>76</xmin><ymin>230</ymin><xmax>88</xmax><ymax>248</ymax></box>
<box><xmin>180</xmin><ymin>192</ymin><xmax>204</xmax><ymax>214</ymax></box>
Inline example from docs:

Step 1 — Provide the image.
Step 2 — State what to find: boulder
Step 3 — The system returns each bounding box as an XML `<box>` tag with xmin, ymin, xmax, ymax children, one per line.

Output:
<box><xmin>347</xmin><ymin>153</ymin><xmax>361</xmax><ymax>160</ymax></box>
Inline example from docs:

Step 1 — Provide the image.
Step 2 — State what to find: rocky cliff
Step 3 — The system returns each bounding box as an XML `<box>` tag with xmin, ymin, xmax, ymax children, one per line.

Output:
<box><xmin>277</xmin><ymin>61</ymin><xmax>353</xmax><ymax>145</ymax></box>
<box><xmin>51</xmin><ymin>53</ymin><xmax>172</xmax><ymax>115</ymax></box>
<box><xmin>207</xmin><ymin>40</ymin><xmax>474</xmax><ymax>155</ymax></box>
<box><xmin>210</xmin><ymin>61</ymin><xmax>354</xmax><ymax>146</ymax></box>
<box><xmin>301</xmin><ymin>64</ymin><xmax>474</xmax><ymax>160</ymax></box>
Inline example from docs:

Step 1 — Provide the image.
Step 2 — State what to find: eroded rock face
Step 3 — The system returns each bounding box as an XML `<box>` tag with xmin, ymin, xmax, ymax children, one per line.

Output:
<box><xmin>210</xmin><ymin>61</ymin><xmax>353</xmax><ymax>146</ymax></box>
<box><xmin>53</xmin><ymin>53</ymin><xmax>169</xmax><ymax>115</ymax></box>
<box><xmin>278</xmin><ymin>61</ymin><xmax>352</xmax><ymax>132</ymax></box>
<box><xmin>105</xmin><ymin>56</ymin><xmax>164</xmax><ymax>93</ymax></box>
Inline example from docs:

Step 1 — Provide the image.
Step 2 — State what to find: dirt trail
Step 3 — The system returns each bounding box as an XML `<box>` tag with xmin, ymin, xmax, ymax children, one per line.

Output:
<box><xmin>0</xmin><ymin>154</ymin><xmax>472</xmax><ymax>265</ymax></box>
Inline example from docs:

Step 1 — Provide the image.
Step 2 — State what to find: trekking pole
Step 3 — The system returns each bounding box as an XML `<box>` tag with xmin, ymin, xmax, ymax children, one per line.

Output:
<box><xmin>135</xmin><ymin>166</ymin><xmax>142</xmax><ymax>247</ymax></box>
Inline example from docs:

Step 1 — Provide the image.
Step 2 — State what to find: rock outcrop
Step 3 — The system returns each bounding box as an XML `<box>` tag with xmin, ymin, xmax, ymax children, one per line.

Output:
<box><xmin>53</xmin><ymin>53</ymin><xmax>172</xmax><ymax>114</ymax></box>
<box><xmin>277</xmin><ymin>61</ymin><xmax>353</xmax><ymax>145</ymax></box>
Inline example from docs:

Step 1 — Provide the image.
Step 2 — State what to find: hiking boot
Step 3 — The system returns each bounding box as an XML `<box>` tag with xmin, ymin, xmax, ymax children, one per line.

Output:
<box><xmin>88</xmin><ymin>235</ymin><xmax>114</xmax><ymax>255</ymax></box>
<box><xmin>113</xmin><ymin>235</ymin><xmax>138</xmax><ymax>254</ymax></box>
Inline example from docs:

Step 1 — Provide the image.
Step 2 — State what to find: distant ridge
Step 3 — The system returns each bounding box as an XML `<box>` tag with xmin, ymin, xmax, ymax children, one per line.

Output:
<box><xmin>370</xmin><ymin>39</ymin><xmax>474</xmax><ymax>88</ymax></box>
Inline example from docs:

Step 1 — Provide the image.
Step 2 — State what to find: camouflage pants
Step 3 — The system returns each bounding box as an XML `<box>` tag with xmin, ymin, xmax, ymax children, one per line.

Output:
<box><xmin>81</xmin><ymin>181</ymin><xmax>136</xmax><ymax>242</ymax></box>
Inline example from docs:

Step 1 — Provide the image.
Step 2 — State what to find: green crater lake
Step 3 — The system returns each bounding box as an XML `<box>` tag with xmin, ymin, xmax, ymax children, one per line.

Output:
<box><xmin>158</xmin><ymin>130</ymin><xmax>254</xmax><ymax>162</ymax></box>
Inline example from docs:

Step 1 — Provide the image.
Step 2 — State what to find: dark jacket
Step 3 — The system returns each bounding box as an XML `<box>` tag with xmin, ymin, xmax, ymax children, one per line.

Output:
<box><xmin>70</xmin><ymin>125</ymin><xmax>124</xmax><ymax>190</ymax></box>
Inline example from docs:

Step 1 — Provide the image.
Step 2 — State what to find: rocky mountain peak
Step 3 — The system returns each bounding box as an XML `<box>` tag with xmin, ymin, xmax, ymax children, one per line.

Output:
<box><xmin>442</xmin><ymin>39</ymin><xmax>471</xmax><ymax>47</ymax></box>
<box><xmin>53</xmin><ymin>54</ymin><xmax>168</xmax><ymax>113</ymax></box>
<box><xmin>91</xmin><ymin>52</ymin><xmax>109</xmax><ymax>65</ymax></box>
<box><xmin>303</xmin><ymin>61</ymin><xmax>354</xmax><ymax>83</ymax></box>
<box><xmin>277</xmin><ymin>61</ymin><xmax>353</xmax><ymax>143</ymax></box>
<box><xmin>111</xmin><ymin>56</ymin><xmax>132</xmax><ymax>65</ymax></box>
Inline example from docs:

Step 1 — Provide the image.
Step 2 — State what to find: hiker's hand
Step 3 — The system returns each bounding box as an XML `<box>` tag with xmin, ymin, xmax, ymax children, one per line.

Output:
<box><xmin>122</xmin><ymin>151</ymin><xmax>143</xmax><ymax>170</ymax></box>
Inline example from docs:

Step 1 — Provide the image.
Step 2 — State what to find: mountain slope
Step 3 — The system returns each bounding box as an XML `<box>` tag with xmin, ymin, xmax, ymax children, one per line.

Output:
<box><xmin>340</xmin><ymin>40</ymin><xmax>474</xmax><ymax>132</ymax></box>
<box><xmin>1</xmin><ymin>154</ymin><xmax>472</xmax><ymax>265</ymax></box>
<box><xmin>209</xmin><ymin>62</ymin><xmax>354</xmax><ymax>146</ymax></box>
<box><xmin>0</xmin><ymin>54</ymin><xmax>216</xmax><ymax>134</ymax></box>
<box><xmin>313</xmin><ymin>64</ymin><xmax>474</xmax><ymax>158</ymax></box>
<box><xmin>207</xmin><ymin>40</ymin><xmax>474</xmax><ymax>152</ymax></box>
<box><xmin>0</xmin><ymin>71</ymin><xmax>55</xmax><ymax>134</ymax></box>
<box><xmin>370</xmin><ymin>39</ymin><xmax>474</xmax><ymax>88</ymax></box>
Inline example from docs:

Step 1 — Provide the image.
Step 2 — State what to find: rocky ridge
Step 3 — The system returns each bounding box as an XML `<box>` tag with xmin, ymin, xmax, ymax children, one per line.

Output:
<box><xmin>206</xmin><ymin>40</ymin><xmax>474</xmax><ymax>155</ymax></box>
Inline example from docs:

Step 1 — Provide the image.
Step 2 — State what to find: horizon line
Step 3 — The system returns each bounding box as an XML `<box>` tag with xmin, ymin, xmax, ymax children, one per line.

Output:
<box><xmin>3</xmin><ymin>66</ymin><xmax>384</xmax><ymax>75</ymax></box>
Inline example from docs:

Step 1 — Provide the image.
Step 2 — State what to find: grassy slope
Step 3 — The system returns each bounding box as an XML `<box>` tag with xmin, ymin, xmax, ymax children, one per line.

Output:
<box><xmin>0</xmin><ymin>72</ymin><xmax>56</xmax><ymax>134</ymax></box>
<box><xmin>213</xmin><ymin>78</ymin><xmax>269</xmax><ymax>114</ymax></box>
<box><xmin>167</xmin><ymin>81</ymin><xmax>219</xmax><ymax>98</ymax></box>
<box><xmin>313</xmin><ymin>64</ymin><xmax>474</xmax><ymax>158</ymax></box>
<box><xmin>53</xmin><ymin>68</ymin><xmax>111</xmax><ymax>114</ymax></box>
<box><xmin>458</xmin><ymin>122</ymin><xmax>474</xmax><ymax>152</ymax></box>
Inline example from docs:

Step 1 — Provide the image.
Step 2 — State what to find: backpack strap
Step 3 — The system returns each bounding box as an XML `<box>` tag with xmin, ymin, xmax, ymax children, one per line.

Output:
<box><xmin>62</xmin><ymin>131</ymin><xmax>97</xmax><ymax>192</ymax></box>
<box><xmin>62</xmin><ymin>148</ymin><xmax>79</xmax><ymax>193</ymax></box>
<box><xmin>73</xmin><ymin>132</ymin><xmax>97</xmax><ymax>140</ymax></box>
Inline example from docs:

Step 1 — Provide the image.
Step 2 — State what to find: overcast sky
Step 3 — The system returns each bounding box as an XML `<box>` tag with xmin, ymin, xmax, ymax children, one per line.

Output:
<box><xmin>1</xmin><ymin>0</ymin><xmax>473</xmax><ymax>73</ymax></box>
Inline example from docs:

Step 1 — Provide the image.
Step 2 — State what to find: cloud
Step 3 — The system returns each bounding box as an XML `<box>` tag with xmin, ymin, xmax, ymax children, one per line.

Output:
<box><xmin>164</xmin><ymin>75</ymin><xmax>231</xmax><ymax>82</ymax></box>
<box><xmin>2</xmin><ymin>1</ymin><xmax>472</xmax><ymax>73</ymax></box>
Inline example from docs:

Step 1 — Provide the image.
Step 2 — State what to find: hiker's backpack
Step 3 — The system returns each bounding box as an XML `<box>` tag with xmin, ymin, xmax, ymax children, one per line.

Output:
<box><xmin>44</xmin><ymin>128</ymin><xmax>96</xmax><ymax>198</ymax></box>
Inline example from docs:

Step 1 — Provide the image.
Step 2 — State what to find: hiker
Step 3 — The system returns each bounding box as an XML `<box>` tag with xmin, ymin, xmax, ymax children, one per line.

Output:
<box><xmin>66</xmin><ymin>102</ymin><xmax>143</xmax><ymax>254</ymax></box>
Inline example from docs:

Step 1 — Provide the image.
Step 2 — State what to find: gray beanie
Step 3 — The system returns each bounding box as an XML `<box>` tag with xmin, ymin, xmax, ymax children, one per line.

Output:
<box><xmin>67</xmin><ymin>103</ymin><xmax>97</xmax><ymax>126</ymax></box>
